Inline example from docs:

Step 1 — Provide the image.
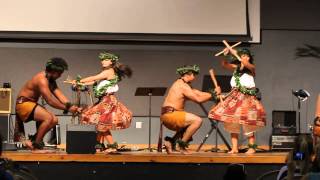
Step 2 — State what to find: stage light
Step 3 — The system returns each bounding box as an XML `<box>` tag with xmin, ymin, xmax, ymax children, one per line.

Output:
<box><xmin>292</xmin><ymin>89</ymin><xmax>310</xmax><ymax>101</ymax></box>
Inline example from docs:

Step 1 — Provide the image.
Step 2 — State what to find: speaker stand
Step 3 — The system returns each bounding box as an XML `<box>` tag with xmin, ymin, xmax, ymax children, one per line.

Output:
<box><xmin>2</xmin><ymin>114</ymin><xmax>17</xmax><ymax>151</ymax></box>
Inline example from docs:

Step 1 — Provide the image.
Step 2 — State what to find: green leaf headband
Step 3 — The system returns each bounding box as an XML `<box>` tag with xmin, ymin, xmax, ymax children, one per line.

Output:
<box><xmin>176</xmin><ymin>65</ymin><xmax>200</xmax><ymax>76</ymax></box>
<box><xmin>98</xmin><ymin>52</ymin><xmax>119</xmax><ymax>63</ymax></box>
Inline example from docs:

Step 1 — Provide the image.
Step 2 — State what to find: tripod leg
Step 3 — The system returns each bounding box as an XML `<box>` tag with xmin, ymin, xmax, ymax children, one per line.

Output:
<box><xmin>198</xmin><ymin>103</ymin><xmax>232</xmax><ymax>151</ymax></box>
<box><xmin>211</xmin><ymin>124</ymin><xmax>219</xmax><ymax>152</ymax></box>
<box><xmin>215</xmin><ymin>123</ymin><xmax>232</xmax><ymax>150</ymax></box>
<box><xmin>196</xmin><ymin>125</ymin><xmax>215</xmax><ymax>152</ymax></box>
<box><xmin>157</xmin><ymin>122</ymin><xmax>163</xmax><ymax>152</ymax></box>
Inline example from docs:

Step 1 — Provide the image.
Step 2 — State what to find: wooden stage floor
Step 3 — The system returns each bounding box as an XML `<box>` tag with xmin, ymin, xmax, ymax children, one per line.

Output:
<box><xmin>2</xmin><ymin>151</ymin><xmax>288</xmax><ymax>164</ymax></box>
<box><xmin>2</xmin><ymin>150</ymin><xmax>287</xmax><ymax>180</ymax></box>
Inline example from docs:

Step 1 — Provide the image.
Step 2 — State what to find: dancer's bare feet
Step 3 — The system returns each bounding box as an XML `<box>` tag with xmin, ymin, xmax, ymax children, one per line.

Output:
<box><xmin>104</xmin><ymin>148</ymin><xmax>117</xmax><ymax>154</ymax></box>
<box><xmin>228</xmin><ymin>149</ymin><xmax>239</xmax><ymax>154</ymax></box>
<box><xmin>177</xmin><ymin>140</ymin><xmax>191</xmax><ymax>155</ymax></box>
<box><xmin>180</xmin><ymin>148</ymin><xmax>192</xmax><ymax>155</ymax></box>
<box><xmin>23</xmin><ymin>139</ymin><xmax>33</xmax><ymax>149</ymax></box>
<box><xmin>95</xmin><ymin>143</ymin><xmax>106</xmax><ymax>153</ymax></box>
<box><xmin>22</xmin><ymin>140</ymin><xmax>54</xmax><ymax>153</ymax></box>
<box><xmin>164</xmin><ymin>140</ymin><xmax>173</xmax><ymax>154</ymax></box>
<box><xmin>245</xmin><ymin>148</ymin><xmax>256</xmax><ymax>154</ymax></box>
<box><xmin>104</xmin><ymin>142</ymin><xmax>118</xmax><ymax>154</ymax></box>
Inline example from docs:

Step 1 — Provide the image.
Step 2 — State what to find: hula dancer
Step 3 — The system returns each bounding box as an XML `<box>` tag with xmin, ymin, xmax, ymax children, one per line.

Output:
<box><xmin>160</xmin><ymin>65</ymin><xmax>219</xmax><ymax>154</ymax></box>
<box><xmin>76</xmin><ymin>52</ymin><xmax>133</xmax><ymax>153</ymax></box>
<box><xmin>14</xmin><ymin>58</ymin><xmax>80</xmax><ymax>151</ymax></box>
<box><xmin>209</xmin><ymin>47</ymin><xmax>266</xmax><ymax>154</ymax></box>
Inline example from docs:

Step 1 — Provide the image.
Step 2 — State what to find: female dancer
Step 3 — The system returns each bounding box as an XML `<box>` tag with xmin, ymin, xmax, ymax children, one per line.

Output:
<box><xmin>209</xmin><ymin>48</ymin><xmax>266</xmax><ymax>154</ymax></box>
<box><xmin>75</xmin><ymin>52</ymin><xmax>132</xmax><ymax>152</ymax></box>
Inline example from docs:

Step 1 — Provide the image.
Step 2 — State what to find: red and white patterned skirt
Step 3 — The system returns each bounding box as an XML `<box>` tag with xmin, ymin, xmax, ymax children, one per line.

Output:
<box><xmin>81</xmin><ymin>95</ymin><xmax>132</xmax><ymax>132</ymax></box>
<box><xmin>208</xmin><ymin>88</ymin><xmax>266</xmax><ymax>133</ymax></box>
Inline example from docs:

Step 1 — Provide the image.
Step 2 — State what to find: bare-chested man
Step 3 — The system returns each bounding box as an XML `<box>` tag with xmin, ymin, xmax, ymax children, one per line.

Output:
<box><xmin>160</xmin><ymin>65</ymin><xmax>220</xmax><ymax>154</ymax></box>
<box><xmin>14</xmin><ymin>57</ymin><xmax>80</xmax><ymax>150</ymax></box>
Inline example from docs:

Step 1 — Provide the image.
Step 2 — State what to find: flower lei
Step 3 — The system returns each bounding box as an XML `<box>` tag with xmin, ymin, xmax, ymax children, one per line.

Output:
<box><xmin>93</xmin><ymin>75</ymin><xmax>119</xmax><ymax>98</ymax></box>
<box><xmin>233</xmin><ymin>68</ymin><xmax>256</xmax><ymax>96</ymax></box>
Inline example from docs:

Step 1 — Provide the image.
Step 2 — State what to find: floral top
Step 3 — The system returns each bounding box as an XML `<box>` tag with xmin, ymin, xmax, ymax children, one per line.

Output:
<box><xmin>231</xmin><ymin>67</ymin><xmax>256</xmax><ymax>96</ymax></box>
<box><xmin>93</xmin><ymin>75</ymin><xmax>119</xmax><ymax>98</ymax></box>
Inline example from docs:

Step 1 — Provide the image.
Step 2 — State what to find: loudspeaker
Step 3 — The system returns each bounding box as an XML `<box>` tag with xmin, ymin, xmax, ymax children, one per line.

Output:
<box><xmin>66</xmin><ymin>124</ymin><xmax>96</xmax><ymax>154</ymax></box>
<box><xmin>0</xmin><ymin>114</ymin><xmax>8</xmax><ymax>141</ymax></box>
<box><xmin>272</xmin><ymin>111</ymin><xmax>296</xmax><ymax>135</ymax></box>
<box><xmin>0</xmin><ymin>88</ymin><xmax>11</xmax><ymax>114</ymax></box>
<box><xmin>272</xmin><ymin>111</ymin><xmax>296</xmax><ymax>127</ymax></box>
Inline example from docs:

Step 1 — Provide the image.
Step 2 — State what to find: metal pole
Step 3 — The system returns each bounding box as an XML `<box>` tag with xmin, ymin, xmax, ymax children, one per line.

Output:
<box><xmin>148</xmin><ymin>93</ymin><xmax>152</xmax><ymax>152</ymax></box>
<box><xmin>7</xmin><ymin>114</ymin><xmax>10</xmax><ymax>142</ymax></box>
<box><xmin>298</xmin><ymin>99</ymin><xmax>301</xmax><ymax>133</ymax></box>
<box><xmin>197</xmin><ymin>104</ymin><xmax>231</xmax><ymax>151</ymax></box>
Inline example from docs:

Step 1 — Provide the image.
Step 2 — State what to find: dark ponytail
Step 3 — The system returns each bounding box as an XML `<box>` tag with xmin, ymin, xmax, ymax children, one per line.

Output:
<box><xmin>113</xmin><ymin>63</ymin><xmax>132</xmax><ymax>81</ymax></box>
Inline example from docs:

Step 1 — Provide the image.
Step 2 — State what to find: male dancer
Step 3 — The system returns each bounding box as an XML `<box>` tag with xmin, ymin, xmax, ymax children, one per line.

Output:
<box><xmin>15</xmin><ymin>57</ymin><xmax>80</xmax><ymax>150</ymax></box>
<box><xmin>160</xmin><ymin>65</ymin><xmax>220</xmax><ymax>154</ymax></box>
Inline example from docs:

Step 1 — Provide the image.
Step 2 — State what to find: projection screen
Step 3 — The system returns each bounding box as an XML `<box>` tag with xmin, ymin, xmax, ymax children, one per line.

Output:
<box><xmin>0</xmin><ymin>0</ymin><xmax>259</xmax><ymax>42</ymax></box>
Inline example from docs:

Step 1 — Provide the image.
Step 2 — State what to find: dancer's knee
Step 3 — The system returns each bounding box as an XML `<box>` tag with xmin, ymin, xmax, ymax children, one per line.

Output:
<box><xmin>193</xmin><ymin>116</ymin><xmax>202</xmax><ymax>126</ymax></box>
<box><xmin>51</xmin><ymin>116</ymin><xmax>58</xmax><ymax>125</ymax></box>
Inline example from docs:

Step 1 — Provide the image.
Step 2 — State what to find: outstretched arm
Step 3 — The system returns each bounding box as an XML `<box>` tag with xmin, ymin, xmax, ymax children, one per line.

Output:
<box><xmin>38</xmin><ymin>78</ymin><xmax>68</xmax><ymax>110</ymax></box>
<box><xmin>53</xmin><ymin>88</ymin><xmax>69</xmax><ymax>104</ymax></box>
<box><xmin>182</xmin><ymin>85</ymin><xmax>212</xmax><ymax>103</ymax></box>
<box><xmin>220</xmin><ymin>58</ymin><xmax>237</xmax><ymax>71</ymax></box>
<box><xmin>79</xmin><ymin>70</ymin><xmax>113</xmax><ymax>85</ymax></box>
<box><xmin>52</xmin><ymin>87</ymin><xmax>80</xmax><ymax>114</ymax></box>
<box><xmin>218</xmin><ymin>48</ymin><xmax>237</xmax><ymax>71</ymax></box>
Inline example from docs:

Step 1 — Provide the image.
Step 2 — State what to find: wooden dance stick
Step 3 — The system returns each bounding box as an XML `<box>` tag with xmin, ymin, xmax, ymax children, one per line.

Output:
<box><xmin>215</xmin><ymin>41</ymin><xmax>242</xmax><ymax>56</ymax></box>
<box><xmin>63</xmin><ymin>80</ymin><xmax>85</xmax><ymax>86</ymax></box>
<box><xmin>209</xmin><ymin>69</ymin><xmax>224</xmax><ymax>103</ymax></box>
<box><xmin>222</xmin><ymin>40</ymin><xmax>242</xmax><ymax>62</ymax></box>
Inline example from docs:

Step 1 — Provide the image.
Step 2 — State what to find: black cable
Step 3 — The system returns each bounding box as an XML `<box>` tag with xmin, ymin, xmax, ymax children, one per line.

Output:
<box><xmin>256</xmin><ymin>169</ymin><xmax>280</xmax><ymax>180</ymax></box>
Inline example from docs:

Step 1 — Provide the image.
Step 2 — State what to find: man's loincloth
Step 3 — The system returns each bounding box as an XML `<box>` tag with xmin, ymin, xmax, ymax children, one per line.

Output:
<box><xmin>16</xmin><ymin>96</ymin><xmax>38</xmax><ymax>122</ymax></box>
<box><xmin>14</xmin><ymin>96</ymin><xmax>39</xmax><ymax>142</ymax></box>
<box><xmin>160</xmin><ymin>106</ymin><xmax>186</xmax><ymax>131</ymax></box>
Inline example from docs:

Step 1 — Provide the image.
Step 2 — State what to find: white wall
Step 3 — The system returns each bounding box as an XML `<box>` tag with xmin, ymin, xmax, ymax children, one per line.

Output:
<box><xmin>1</xmin><ymin>29</ymin><xmax>320</xmax><ymax>146</ymax></box>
